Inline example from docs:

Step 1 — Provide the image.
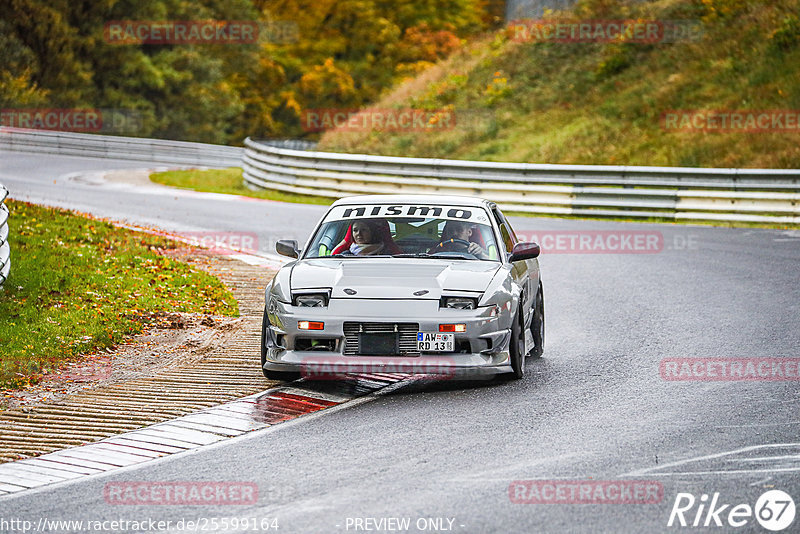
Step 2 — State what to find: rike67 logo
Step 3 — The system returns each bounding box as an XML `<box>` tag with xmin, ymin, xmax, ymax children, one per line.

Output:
<box><xmin>668</xmin><ymin>490</ymin><xmax>795</xmax><ymax>531</ymax></box>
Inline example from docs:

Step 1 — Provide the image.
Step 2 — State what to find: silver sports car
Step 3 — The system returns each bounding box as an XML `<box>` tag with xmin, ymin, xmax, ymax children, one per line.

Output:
<box><xmin>260</xmin><ymin>195</ymin><xmax>544</xmax><ymax>380</ymax></box>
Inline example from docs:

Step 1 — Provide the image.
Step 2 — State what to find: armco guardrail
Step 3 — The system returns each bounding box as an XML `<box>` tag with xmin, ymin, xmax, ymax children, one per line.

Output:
<box><xmin>0</xmin><ymin>184</ymin><xmax>10</xmax><ymax>286</ymax></box>
<box><xmin>0</xmin><ymin>128</ymin><xmax>242</xmax><ymax>167</ymax></box>
<box><xmin>243</xmin><ymin>138</ymin><xmax>800</xmax><ymax>224</ymax></box>
<box><xmin>254</xmin><ymin>139</ymin><xmax>317</xmax><ymax>151</ymax></box>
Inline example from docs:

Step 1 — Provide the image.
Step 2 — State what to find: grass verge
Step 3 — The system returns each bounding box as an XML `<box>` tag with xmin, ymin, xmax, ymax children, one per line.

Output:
<box><xmin>0</xmin><ymin>201</ymin><xmax>239</xmax><ymax>389</ymax></box>
<box><xmin>150</xmin><ymin>168</ymin><xmax>333</xmax><ymax>206</ymax></box>
<box><xmin>319</xmin><ymin>0</ymin><xmax>800</xmax><ymax>170</ymax></box>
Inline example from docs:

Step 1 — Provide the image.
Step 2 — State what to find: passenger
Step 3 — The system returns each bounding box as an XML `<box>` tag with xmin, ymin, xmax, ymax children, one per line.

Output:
<box><xmin>350</xmin><ymin>220</ymin><xmax>384</xmax><ymax>255</ymax></box>
<box><xmin>332</xmin><ymin>219</ymin><xmax>402</xmax><ymax>256</ymax></box>
<box><xmin>432</xmin><ymin>221</ymin><xmax>490</xmax><ymax>259</ymax></box>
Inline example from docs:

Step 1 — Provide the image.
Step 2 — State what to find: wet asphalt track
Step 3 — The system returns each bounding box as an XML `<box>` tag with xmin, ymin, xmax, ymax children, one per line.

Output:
<box><xmin>1</xmin><ymin>150</ymin><xmax>799</xmax><ymax>533</ymax></box>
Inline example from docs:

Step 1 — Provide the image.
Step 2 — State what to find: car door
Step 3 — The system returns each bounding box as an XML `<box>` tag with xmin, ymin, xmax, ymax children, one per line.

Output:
<box><xmin>491</xmin><ymin>207</ymin><xmax>536</xmax><ymax>327</ymax></box>
<box><xmin>503</xmin><ymin>211</ymin><xmax>539</xmax><ymax>293</ymax></box>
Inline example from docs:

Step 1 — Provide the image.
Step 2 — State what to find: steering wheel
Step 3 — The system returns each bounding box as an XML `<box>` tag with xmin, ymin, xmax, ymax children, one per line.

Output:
<box><xmin>435</xmin><ymin>238</ymin><xmax>472</xmax><ymax>252</ymax></box>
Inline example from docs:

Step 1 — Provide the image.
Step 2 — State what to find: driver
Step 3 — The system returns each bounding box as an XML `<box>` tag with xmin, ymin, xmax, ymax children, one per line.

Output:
<box><xmin>431</xmin><ymin>221</ymin><xmax>489</xmax><ymax>259</ymax></box>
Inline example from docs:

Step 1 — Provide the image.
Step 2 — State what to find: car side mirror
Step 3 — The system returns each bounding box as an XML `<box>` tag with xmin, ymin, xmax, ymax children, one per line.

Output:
<box><xmin>276</xmin><ymin>239</ymin><xmax>299</xmax><ymax>259</ymax></box>
<box><xmin>509</xmin><ymin>242</ymin><xmax>540</xmax><ymax>262</ymax></box>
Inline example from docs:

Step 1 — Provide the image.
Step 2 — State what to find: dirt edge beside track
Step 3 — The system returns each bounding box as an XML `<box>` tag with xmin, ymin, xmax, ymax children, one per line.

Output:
<box><xmin>0</xmin><ymin>246</ymin><xmax>277</xmax><ymax>463</ymax></box>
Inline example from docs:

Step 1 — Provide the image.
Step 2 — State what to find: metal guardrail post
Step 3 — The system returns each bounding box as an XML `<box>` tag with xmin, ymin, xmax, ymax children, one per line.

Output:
<box><xmin>0</xmin><ymin>184</ymin><xmax>10</xmax><ymax>286</ymax></box>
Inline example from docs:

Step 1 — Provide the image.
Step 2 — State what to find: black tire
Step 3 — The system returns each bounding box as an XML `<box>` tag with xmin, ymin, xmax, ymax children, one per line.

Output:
<box><xmin>508</xmin><ymin>308</ymin><xmax>525</xmax><ymax>379</ymax></box>
<box><xmin>260</xmin><ymin>307</ymin><xmax>300</xmax><ymax>381</ymax></box>
<box><xmin>264</xmin><ymin>369</ymin><xmax>301</xmax><ymax>381</ymax></box>
<box><xmin>531</xmin><ymin>283</ymin><xmax>545</xmax><ymax>358</ymax></box>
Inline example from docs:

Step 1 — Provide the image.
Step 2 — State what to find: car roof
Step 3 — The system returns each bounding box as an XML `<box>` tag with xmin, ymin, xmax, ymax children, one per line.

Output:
<box><xmin>331</xmin><ymin>194</ymin><xmax>492</xmax><ymax>208</ymax></box>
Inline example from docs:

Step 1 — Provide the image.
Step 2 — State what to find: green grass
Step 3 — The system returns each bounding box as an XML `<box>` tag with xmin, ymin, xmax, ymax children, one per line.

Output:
<box><xmin>0</xmin><ymin>201</ymin><xmax>239</xmax><ymax>389</ymax></box>
<box><xmin>319</xmin><ymin>0</ymin><xmax>800</xmax><ymax>169</ymax></box>
<box><xmin>150</xmin><ymin>168</ymin><xmax>333</xmax><ymax>206</ymax></box>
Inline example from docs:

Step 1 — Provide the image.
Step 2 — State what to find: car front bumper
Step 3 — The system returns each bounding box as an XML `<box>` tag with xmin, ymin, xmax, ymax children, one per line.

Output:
<box><xmin>263</xmin><ymin>298</ymin><xmax>514</xmax><ymax>378</ymax></box>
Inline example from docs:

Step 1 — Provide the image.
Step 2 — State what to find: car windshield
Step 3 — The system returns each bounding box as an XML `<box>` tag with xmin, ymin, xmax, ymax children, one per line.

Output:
<box><xmin>304</xmin><ymin>203</ymin><xmax>500</xmax><ymax>261</ymax></box>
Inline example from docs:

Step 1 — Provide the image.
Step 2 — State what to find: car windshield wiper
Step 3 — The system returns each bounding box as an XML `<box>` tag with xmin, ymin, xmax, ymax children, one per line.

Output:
<box><xmin>392</xmin><ymin>253</ymin><xmax>479</xmax><ymax>260</ymax></box>
<box><xmin>319</xmin><ymin>253</ymin><xmax>396</xmax><ymax>258</ymax></box>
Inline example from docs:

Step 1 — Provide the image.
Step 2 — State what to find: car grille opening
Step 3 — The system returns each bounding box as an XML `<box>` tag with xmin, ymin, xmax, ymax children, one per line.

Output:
<box><xmin>295</xmin><ymin>338</ymin><xmax>337</xmax><ymax>352</ymax></box>
<box><xmin>343</xmin><ymin>322</ymin><xmax>420</xmax><ymax>356</ymax></box>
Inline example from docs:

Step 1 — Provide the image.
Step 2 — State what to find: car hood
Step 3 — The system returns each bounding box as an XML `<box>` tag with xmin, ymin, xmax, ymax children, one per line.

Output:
<box><xmin>290</xmin><ymin>259</ymin><xmax>500</xmax><ymax>299</ymax></box>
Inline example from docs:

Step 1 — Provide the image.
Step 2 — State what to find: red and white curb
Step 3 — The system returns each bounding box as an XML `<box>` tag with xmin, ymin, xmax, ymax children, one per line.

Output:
<box><xmin>0</xmin><ymin>374</ymin><xmax>409</xmax><ymax>497</ymax></box>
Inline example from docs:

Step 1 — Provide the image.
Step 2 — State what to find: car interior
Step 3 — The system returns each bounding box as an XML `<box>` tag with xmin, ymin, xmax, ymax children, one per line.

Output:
<box><xmin>310</xmin><ymin>218</ymin><xmax>500</xmax><ymax>259</ymax></box>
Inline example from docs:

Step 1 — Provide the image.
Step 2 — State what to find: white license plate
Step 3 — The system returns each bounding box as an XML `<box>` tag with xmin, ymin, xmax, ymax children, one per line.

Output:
<box><xmin>417</xmin><ymin>332</ymin><xmax>454</xmax><ymax>352</ymax></box>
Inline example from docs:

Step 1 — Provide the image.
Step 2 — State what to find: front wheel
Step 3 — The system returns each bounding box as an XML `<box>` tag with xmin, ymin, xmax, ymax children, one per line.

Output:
<box><xmin>508</xmin><ymin>309</ymin><xmax>525</xmax><ymax>379</ymax></box>
<box><xmin>260</xmin><ymin>307</ymin><xmax>300</xmax><ymax>381</ymax></box>
<box><xmin>531</xmin><ymin>283</ymin><xmax>545</xmax><ymax>358</ymax></box>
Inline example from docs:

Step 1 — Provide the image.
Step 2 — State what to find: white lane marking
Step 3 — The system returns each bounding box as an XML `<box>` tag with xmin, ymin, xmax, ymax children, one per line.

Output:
<box><xmin>130</xmin><ymin>427</ymin><xmax>223</xmax><ymax>446</ymax></box>
<box><xmin>629</xmin><ymin>467</ymin><xmax>800</xmax><ymax>476</ymax></box>
<box><xmin>23</xmin><ymin>458</ymin><xmax>104</xmax><ymax>475</ymax></box>
<box><xmin>279</xmin><ymin>385</ymin><xmax>356</xmax><ymax>404</ymax></box>
<box><xmin>0</xmin><ymin>482</ymin><xmax>29</xmax><ymax>493</ymax></box>
<box><xmin>145</xmin><ymin>424</ymin><xmax>234</xmax><ymax>444</ymax></box>
<box><xmin>714</xmin><ymin>421</ymin><xmax>800</xmax><ymax>428</ymax></box>
<box><xmin>749</xmin><ymin>476</ymin><xmax>773</xmax><ymax>486</ymax></box>
<box><xmin>0</xmin><ymin>466</ymin><xmax>65</xmax><ymax>484</ymax></box>
<box><xmin>89</xmin><ymin>444</ymin><xmax>163</xmax><ymax>459</ymax></box>
<box><xmin>65</xmin><ymin>168</ymin><xmax>275</xmax><ymax>205</ymax></box>
<box><xmin>48</xmin><ymin>448</ymin><xmax>145</xmax><ymax>467</ymax></box>
<box><xmin>163</xmin><ymin>420</ymin><xmax>244</xmax><ymax>437</ymax></box>
<box><xmin>111</xmin><ymin>432</ymin><xmax>199</xmax><ymax>450</ymax></box>
<box><xmin>32</xmin><ymin>455</ymin><xmax>119</xmax><ymax>471</ymax></box>
<box><xmin>0</xmin><ymin>471</ymin><xmax>52</xmax><ymax>487</ymax></box>
<box><xmin>2</xmin><ymin>462</ymin><xmax>87</xmax><ymax>480</ymax></box>
<box><xmin>729</xmin><ymin>455</ymin><xmax>800</xmax><ymax>463</ymax></box>
<box><xmin>178</xmin><ymin>412</ymin><xmax>265</xmax><ymax>432</ymax></box>
<box><xmin>103</xmin><ymin>437</ymin><xmax>185</xmax><ymax>454</ymax></box>
<box><xmin>622</xmin><ymin>443</ymin><xmax>800</xmax><ymax>478</ymax></box>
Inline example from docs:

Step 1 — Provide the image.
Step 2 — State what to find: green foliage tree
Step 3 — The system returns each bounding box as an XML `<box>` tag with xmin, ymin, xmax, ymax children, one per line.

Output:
<box><xmin>0</xmin><ymin>0</ymin><xmax>491</xmax><ymax>143</ymax></box>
